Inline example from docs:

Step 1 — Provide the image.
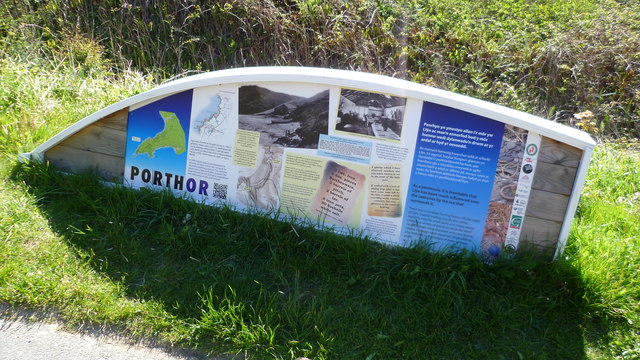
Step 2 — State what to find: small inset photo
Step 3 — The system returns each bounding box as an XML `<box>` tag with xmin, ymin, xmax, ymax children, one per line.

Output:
<box><xmin>336</xmin><ymin>89</ymin><xmax>407</xmax><ymax>141</ymax></box>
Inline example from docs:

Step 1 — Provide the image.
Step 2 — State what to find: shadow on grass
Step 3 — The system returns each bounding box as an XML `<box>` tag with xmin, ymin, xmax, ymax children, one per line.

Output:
<box><xmin>12</xmin><ymin>161</ymin><xmax>597</xmax><ymax>359</ymax></box>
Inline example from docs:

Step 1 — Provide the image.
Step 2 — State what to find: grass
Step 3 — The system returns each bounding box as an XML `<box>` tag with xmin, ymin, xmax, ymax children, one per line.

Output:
<box><xmin>1</xmin><ymin>0</ymin><xmax>639</xmax><ymax>358</ymax></box>
<box><xmin>569</xmin><ymin>144</ymin><xmax>640</xmax><ymax>319</ymax></box>
<box><xmin>0</xmin><ymin>159</ymin><xmax>583</xmax><ymax>358</ymax></box>
<box><xmin>567</xmin><ymin>143</ymin><xmax>640</xmax><ymax>359</ymax></box>
<box><xmin>0</xmin><ymin>52</ymin><xmax>151</xmax><ymax>155</ymax></box>
<box><xmin>2</xmin><ymin>138</ymin><xmax>639</xmax><ymax>359</ymax></box>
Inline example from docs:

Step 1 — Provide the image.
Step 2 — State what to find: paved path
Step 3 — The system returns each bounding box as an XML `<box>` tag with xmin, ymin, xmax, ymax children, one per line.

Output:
<box><xmin>0</xmin><ymin>306</ymin><xmax>227</xmax><ymax>360</ymax></box>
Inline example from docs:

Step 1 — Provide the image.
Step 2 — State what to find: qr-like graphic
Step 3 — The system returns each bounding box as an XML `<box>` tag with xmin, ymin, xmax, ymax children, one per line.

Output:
<box><xmin>212</xmin><ymin>182</ymin><xmax>228</xmax><ymax>200</ymax></box>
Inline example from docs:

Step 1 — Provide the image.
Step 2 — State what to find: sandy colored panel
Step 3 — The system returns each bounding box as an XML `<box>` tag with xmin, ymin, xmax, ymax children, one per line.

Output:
<box><xmin>45</xmin><ymin>145</ymin><xmax>124</xmax><ymax>181</ymax></box>
<box><xmin>525</xmin><ymin>189</ymin><xmax>569</xmax><ymax>222</ymax></box>
<box><xmin>57</xmin><ymin>124</ymin><xmax>127</xmax><ymax>158</ymax></box>
<box><xmin>309</xmin><ymin>161</ymin><xmax>366</xmax><ymax>226</ymax></box>
<box><xmin>368</xmin><ymin>164</ymin><xmax>403</xmax><ymax>217</ymax></box>
<box><xmin>538</xmin><ymin>137</ymin><xmax>583</xmax><ymax>168</ymax></box>
<box><xmin>95</xmin><ymin>108</ymin><xmax>129</xmax><ymax>132</ymax></box>
<box><xmin>519</xmin><ymin>216</ymin><xmax>562</xmax><ymax>253</ymax></box>
<box><xmin>531</xmin><ymin>162</ymin><xmax>577</xmax><ymax>195</ymax></box>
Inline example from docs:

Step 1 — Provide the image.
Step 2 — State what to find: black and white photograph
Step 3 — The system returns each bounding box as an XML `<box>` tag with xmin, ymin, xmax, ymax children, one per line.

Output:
<box><xmin>238</xmin><ymin>84</ymin><xmax>330</xmax><ymax>149</ymax></box>
<box><xmin>336</xmin><ymin>89</ymin><xmax>407</xmax><ymax>141</ymax></box>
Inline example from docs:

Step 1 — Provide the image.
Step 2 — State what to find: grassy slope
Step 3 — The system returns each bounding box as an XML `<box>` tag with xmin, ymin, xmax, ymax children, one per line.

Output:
<box><xmin>1</xmin><ymin>0</ymin><xmax>639</xmax><ymax>359</ymax></box>
<box><xmin>568</xmin><ymin>144</ymin><xmax>640</xmax><ymax>359</ymax></box>
<box><xmin>3</xmin><ymin>0</ymin><xmax>637</xmax><ymax>136</ymax></box>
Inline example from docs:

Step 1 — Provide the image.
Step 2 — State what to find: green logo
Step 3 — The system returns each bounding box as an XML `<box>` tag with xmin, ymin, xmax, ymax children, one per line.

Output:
<box><xmin>510</xmin><ymin>215</ymin><xmax>523</xmax><ymax>229</ymax></box>
<box><xmin>526</xmin><ymin>144</ymin><xmax>538</xmax><ymax>156</ymax></box>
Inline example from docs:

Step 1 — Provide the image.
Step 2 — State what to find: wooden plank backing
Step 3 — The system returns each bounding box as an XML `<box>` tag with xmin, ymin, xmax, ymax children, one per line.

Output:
<box><xmin>520</xmin><ymin>216</ymin><xmax>562</xmax><ymax>244</ymax></box>
<box><xmin>538</xmin><ymin>137</ymin><xmax>583</xmax><ymax>168</ymax></box>
<box><xmin>525</xmin><ymin>189</ymin><xmax>569</xmax><ymax>222</ymax></box>
<box><xmin>95</xmin><ymin>108</ymin><xmax>128</xmax><ymax>132</ymax></box>
<box><xmin>516</xmin><ymin>136</ymin><xmax>584</xmax><ymax>257</ymax></box>
<box><xmin>57</xmin><ymin>124</ymin><xmax>126</xmax><ymax>158</ymax></box>
<box><xmin>531</xmin><ymin>161</ymin><xmax>577</xmax><ymax>195</ymax></box>
<box><xmin>44</xmin><ymin>108</ymin><xmax>128</xmax><ymax>181</ymax></box>
<box><xmin>517</xmin><ymin>241</ymin><xmax>557</xmax><ymax>258</ymax></box>
<box><xmin>519</xmin><ymin>216</ymin><xmax>562</xmax><ymax>257</ymax></box>
<box><xmin>45</xmin><ymin>144</ymin><xmax>124</xmax><ymax>181</ymax></box>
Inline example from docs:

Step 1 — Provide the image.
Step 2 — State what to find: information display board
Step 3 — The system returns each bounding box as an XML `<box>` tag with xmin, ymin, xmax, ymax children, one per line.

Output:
<box><xmin>25</xmin><ymin>67</ymin><xmax>596</xmax><ymax>260</ymax></box>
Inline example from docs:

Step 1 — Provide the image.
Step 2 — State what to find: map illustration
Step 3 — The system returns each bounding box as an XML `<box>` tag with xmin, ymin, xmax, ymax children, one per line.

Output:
<box><xmin>134</xmin><ymin>111</ymin><xmax>187</xmax><ymax>158</ymax></box>
<box><xmin>192</xmin><ymin>93</ymin><xmax>232</xmax><ymax>140</ymax></box>
<box><xmin>124</xmin><ymin>89</ymin><xmax>192</xmax><ymax>192</ymax></box>
<box><xmin>237</xmin><ymin>145</ymin><xmax>283</xmax><ymax>209</ymax></box>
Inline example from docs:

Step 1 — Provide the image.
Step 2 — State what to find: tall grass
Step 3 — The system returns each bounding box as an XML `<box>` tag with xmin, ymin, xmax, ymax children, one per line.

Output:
<box><xmin>2</xmin><ymin>0</ymin><xmax>638</xmax><ymax>137</ymax></box>
<box><xmin>567</xmin><ymin>143</ymin><xmax>640</xmax><ymax>359</ymax></box>
<box><xmin>0</xmin><ymin>29</ymin><xmax>152</xmax><ymax>154</ymax></box>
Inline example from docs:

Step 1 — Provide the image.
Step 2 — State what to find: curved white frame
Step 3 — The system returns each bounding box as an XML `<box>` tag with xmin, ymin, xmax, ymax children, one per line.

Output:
<box><xmin>22</xmin><ymin>66</ymin><xmax>595</xmax><ymax>258</ymax></box>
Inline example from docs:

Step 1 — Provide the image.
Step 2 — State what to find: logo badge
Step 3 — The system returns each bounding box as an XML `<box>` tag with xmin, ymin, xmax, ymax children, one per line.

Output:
<box><xmin>509</xmin><ymin>215</ymin><xmax>523</xmax><ymax>229</ymax></box>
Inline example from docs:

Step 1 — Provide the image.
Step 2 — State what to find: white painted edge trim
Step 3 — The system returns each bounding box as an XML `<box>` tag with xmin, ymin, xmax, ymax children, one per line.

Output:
<box><xmin>553</xmin><ymin>146</ymin><xmax>594</xmax><ymax>259</ymax></box>
<box><xmin>25</xmin><ymin>66</ymin><xmax>595</xmax><ymax>160</ymax></box>
<box><xmin>18</xmin><ymin>152</ymin><xmax>31</xmax><ymax>162</ymax></box>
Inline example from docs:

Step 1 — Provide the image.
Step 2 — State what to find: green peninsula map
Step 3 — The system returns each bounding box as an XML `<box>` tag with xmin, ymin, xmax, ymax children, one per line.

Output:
<box><xmin>135</xmin><ymin>111</ymin><xmax>187</xmax><ymax>158</ymax></box>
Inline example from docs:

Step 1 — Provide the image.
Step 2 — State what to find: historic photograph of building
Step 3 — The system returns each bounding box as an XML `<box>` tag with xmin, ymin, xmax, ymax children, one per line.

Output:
<box><xmin>336</xmin><ymin>89</ymin><xmax>407</xmax><ymax>141</ymax></box>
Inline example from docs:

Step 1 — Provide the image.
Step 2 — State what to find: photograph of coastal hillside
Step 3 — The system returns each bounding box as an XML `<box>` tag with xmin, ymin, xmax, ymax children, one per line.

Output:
<box><xmin>238</xmin><ymin>85</ymin><xmax>330</xmax><ymax>148</ymax></box>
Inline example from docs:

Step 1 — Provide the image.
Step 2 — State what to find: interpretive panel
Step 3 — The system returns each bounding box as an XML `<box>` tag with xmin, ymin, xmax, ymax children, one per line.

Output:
<box><xmin>27</xmin><ymin>68</ymin><xmax>596</xmax><ymax>261</ymax></box>
<box><xmin>112</xmin><ymin>74</ymin><xmax>590</xmax><ymax>260</ymax></box>
<box><xmin>401</xmin><ymin>102</ymin><xmax>505</xmax><ymax>252</ymax></box>
<box><xmin>124</xmin><ymin>90</ymin><xmax>196</xmax><ymax>196</ymax></box>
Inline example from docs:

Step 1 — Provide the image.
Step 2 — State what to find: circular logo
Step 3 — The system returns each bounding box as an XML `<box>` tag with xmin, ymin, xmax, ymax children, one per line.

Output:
<box><xmin>522</xmin><ymin>164</ymin><xmax>533</xmax><ymax>174</ymax></box>
<box><xmin>526</xmin><ymin>144</ymin><xmax>538</xmax><ymax>156</ymax></box>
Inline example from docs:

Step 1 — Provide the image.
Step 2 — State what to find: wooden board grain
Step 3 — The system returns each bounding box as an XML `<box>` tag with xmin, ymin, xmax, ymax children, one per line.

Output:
<box><xmin>45</xmin><ymin>144</ymin><xmax>124</xmax><ymax>181</ymax></box>
<box><xmin>43</xmin><ymin>109</ymin><xmax>128</xmax><ymax>181</ymax></box>
<box><xmin>517</xmin><ymin>241</ymin><xmax>557</xmax><ymax>258</ymax></box>
<box><xmin>531</xmin><ymin>161</ymin><xmax>577</xmax><ymax>195</ymax></box>
<box><xmin>514</xmin><ymin>136</ymin><xmax>585</xmax><ymax>256</ymax></box>
<box><xmin>538</xmin><ymin>137</ymin><xmax>583</xmax><ymax>168</ymax></box>
<box><xmin>525</xmin><ymin>189</ymin><xmax>570</xmax><ymax>222</ymax></box>
<box><xmin>57</xmin><ymin>124</ymin><xmax>126</xmax><ymax>158</ymax></box>
<box><xmin>95</xmin><ymin>108</ymin><xmax>128</xmax><ymax>132</ymax></box>
<box><xmin>520</xmin><ymin>216</ymin><xmax>562</xmax><ymax>246</ymax></box>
